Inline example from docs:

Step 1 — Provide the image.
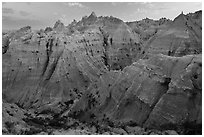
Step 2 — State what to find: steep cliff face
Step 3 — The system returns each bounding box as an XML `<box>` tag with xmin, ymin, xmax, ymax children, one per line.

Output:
<box><xmin>127</xmin><ymin>11</ymin><xmax>202</xmax><ymax>59</ymax></box>
<box><xmin>2</xmin><ymin>26</ymin><xmax>34</xmax><ymax>54</ymax></box>
<box><xmin>68</xmin><ymin>12</ymin><xmax>142</xmax><ymax>70</ymax></box>
<box><xmin>2</xmin><ymin>27</ymin><xmax>108</xmax><ymax>112</ymax></box>
<box><xmin>127</xmin><ymin>17</ymin><xmax>172</xmax><ymax>42</ymax></box>
<box><xmin>141</xmin><ymin>12</ymin><xmax>202</xmax><ymax>58</ymax></box>
<box><xmin>68</xmin><ymin>54</ymin><xmax>202</xmax><ymax>133</ymax></box>
<box><xmin>187</xmin><ymin>10</ymin><xmax>202</xmax><ymax>28</ymax></box>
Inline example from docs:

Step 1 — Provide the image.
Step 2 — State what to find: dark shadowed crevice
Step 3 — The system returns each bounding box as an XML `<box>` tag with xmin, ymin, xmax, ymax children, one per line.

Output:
<box><xmin>2</xmin><ymin>36</ymin><xmax>10</xmax><ymax>54</ymax></box>
<box><xmin>41</xmin><ymin>40</ymin><xmax>52</xmax><ymax>76</ymax></box>
<box><xmin>41</xmin><ymin>38</ymin><xmax>55</xmax><ymax>77</ymax></box>
<box><xmin>99</xmin><ymin>27</ymin><xmax>110</xmax><ymax>70</ymax></box>
<box><xmin>44</xmin><ymin>51</ymin><xmax>62</xmax><ymax>81</ymax></box>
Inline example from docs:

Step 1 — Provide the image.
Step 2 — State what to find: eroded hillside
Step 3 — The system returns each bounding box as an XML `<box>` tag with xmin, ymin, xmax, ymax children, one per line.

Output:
<box><xmin>2</xmin><ymin>10</ymin><xmax>202</xmax><ymax>135</ymax></box>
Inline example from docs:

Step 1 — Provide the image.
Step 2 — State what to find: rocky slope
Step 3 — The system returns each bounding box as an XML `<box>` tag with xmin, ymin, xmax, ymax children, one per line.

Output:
<box><xmin>68</xmin><ymin>12</ymin><xmax>142</xmax><ymax>70</ymax></box>
<box><xmin>140</xmin><ymin>11</ymin><xmax>201</xmax><ymax>58</ymax></box>
<box><xmin>2</xmin><ymin>10</ymin><xmax>202</xmax><ymax>135</ymax></box>
<box><xmin>67</xmin><ymin>54</ymin><xmax>201</xmax><ymax>133</ymax></box>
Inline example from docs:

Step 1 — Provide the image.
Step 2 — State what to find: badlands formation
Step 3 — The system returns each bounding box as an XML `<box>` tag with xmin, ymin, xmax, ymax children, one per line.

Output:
<box><xmin>2</xmin><ymin>10</ymin><xmax>202</xmax><ymax>135</ymax></box>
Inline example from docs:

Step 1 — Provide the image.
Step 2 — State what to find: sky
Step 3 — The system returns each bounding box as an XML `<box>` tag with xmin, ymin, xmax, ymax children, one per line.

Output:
<box><xmin>2</xmin><ymin>2</ymin><xmax>202</xmax><ymax>30</ymax></box>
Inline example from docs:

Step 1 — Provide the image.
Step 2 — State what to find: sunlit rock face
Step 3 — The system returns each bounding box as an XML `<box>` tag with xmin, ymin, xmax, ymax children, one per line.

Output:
<box><xmin>103</xmin><ymin>23</ymin><xmax>141</xmax><ymax>70</ymax></box>
<box><xmin>53</xmin><ymin>20</ymin><xmax>65</xmax><ymax>31</ymax></box>
<box><xmin>141</xmin><ymin>12</ymin><xmax>202</xmax><ymax>58</ymax></box>
<box><xmin>68</xmin><ymin>54</ymin><xmax>202</xmax><ymax>131</ymax></box>
<box><xmin>127</xmin><ymin>10</ymin><xmax>202</xmax><ymax>59</ymax></box>
<box><xmin>2</xmin><ymin>27</ymin><xmax>108</xmax><ymax>112</ymax></box>
<box><xmin>127</xmin><ymin>17</ymin><xmax>172</xmax><ymax>42</ymax></box>
<box><xmin>2</xmin><ymin>10</ymin><xmax>202</xmax><ymax>134</ymax></box>
<box><xmin>69</xmin><ymin>12</ymin><xmax>142</xmax><ymax>70</ymax></box>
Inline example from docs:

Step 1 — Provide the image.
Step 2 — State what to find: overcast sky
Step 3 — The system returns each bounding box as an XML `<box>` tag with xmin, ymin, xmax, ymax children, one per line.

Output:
<box><xmin>2</xmin><ymin>2</ymin><xmax>202</xmax><ymax>30</ymax></box>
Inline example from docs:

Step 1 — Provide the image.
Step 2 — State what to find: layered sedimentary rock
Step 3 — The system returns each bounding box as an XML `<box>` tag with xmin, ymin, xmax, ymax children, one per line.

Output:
<box><xmin>69</xmin><ymin>12</ymin><xmax>142</xmax><ymax>70</ymax></box>
<box><xmin>2</xmin><ymin>27</ymin><xmax>109</xmax><ymax>112</ymax></box>
<box><xmin>68</xmin><ymin>54</ymin><xmax>201</xmax><ymax>132</ymax></box>
<box><xmin>2</xmin><ymin>10</ymin><xmax>202</xmax><ymax>134</ymax></box>
<box><xmin>127</xmin><ymin>17</ymin><xmax>172</xmax><ymax>41</ymax></box>
<box><xmin>142</xmin><ymin>12</ymin><xmax>202</xmax><ymax>57</ymax></box>
<box><xmin>127</xmin><ymin>11</ymin><xmax>202</xmax><ymax>59</ymax></box>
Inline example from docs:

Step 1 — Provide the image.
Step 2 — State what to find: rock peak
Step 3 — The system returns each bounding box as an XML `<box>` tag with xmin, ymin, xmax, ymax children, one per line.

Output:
<box><xmin>173</xmin><ymin>11</ymin><xmax>186</xmax><ymax>23</ymax></box>
<box><xmin>90</xmin><ymin>11</ymin><xmax>97</xmax><ymax>17</ymax></box>
<box><xmin>19</xmin><ymin>26</ymin><xmax>31</xmax><ymax>31</ymax></box>
<box><xmin>55</xmin><ymin>20</ymin><xmax>63</xmax><ymax>24</ymax></box>
<box><xmin>53</xmin><ymin>20</ymin><xmax>64</xmax><ymax>29</ymax></box>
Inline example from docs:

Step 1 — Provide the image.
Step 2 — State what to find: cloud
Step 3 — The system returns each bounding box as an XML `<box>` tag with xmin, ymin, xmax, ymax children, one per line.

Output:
<box><xmin>130</xmin><ymin>2</ymin><xmax>170</xmax><ymax>16</ymax></box>
<box><xmin>136</xmin><ymin>8</ymin><xmax>147</xmax><ymax>14</ymax></box>
<box><xmin>127</xmin><ymin>2</ymin><xmax>164</xmax><ymax>10</ymax></box>
<box><xmin>19</xmin><ymin>11</ymin><xmax>30</xmax><ymax>16</ymax></box>
<box><xmin>2</xmin><ymin>8</ymin><xmax>14</xmax><ymax>14</ymax></box>
<box><xmin>111</xmin><ymin>2</ymin><xmax>117</xmax><ymax>6</ymax></box>
<box><xmin>53</xmin><ymin>12</ymin><xmax>58</xmax><ymax>16</ymax></box>
<box><xmin>64</xmin><ymin>2</ymin><xmax>87</xmax><ymax>8</ymax></box>
<box><xmin>2</xmin><ymin>15</ymin><xmax>44</xmax><ymax>29</ymax></box>
<box><xmin>26</xmin><ymin>2</ymin><xmax>31</xmax><ymax>5</ymax></box>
